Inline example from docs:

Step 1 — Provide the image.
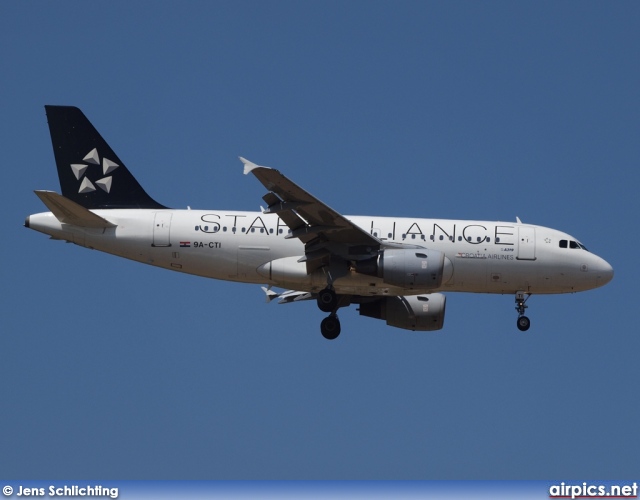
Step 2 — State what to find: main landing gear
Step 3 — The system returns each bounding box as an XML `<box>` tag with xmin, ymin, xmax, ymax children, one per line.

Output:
<box><xmin>317</xmin><ymin>287</ymin><xmax>342</xmax><ymax>340</ymax></box>
<box><xmin>320</xmin><ymin>313</ymin><xmax>341</xmax><ymax>340</ymax></box>
<box><xmin>317</xmin><ymin>287</ymin><xmax>339</xmax><ymax>312</ymax></box>
<box><xmin>515</xmin><ymin>291</ymin><xmax>531</xmax><ymax>331</ymax></box>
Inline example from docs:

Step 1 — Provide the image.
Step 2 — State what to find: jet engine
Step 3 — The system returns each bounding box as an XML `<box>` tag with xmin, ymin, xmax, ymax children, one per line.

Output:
<box><xmin>359</xmin><ymin>293</ymin><xmax>446</xmax><ymax>331</ymax></box>
<box><xmin>355</xmin><ymin>249</ymin><xmax>453</xmax><ymax>289</ymax></box>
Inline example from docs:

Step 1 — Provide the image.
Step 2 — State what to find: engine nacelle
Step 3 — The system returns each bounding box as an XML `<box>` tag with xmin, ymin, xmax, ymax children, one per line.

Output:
<box><xmin>356</xmin><ymin>249</ymin><xmax>453</xmax><ymax>290</ymax></box>
<box><xmin>359</xmin><ymin>294</ymin><xmax>446</xmax><ymax>331</ymax></box>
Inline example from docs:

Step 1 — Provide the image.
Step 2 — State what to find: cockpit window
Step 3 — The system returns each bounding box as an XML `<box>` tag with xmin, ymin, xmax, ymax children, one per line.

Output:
<box><xmin>559</xmin><ymin>239</ymin><xmax>589</xmax><ymax>251</ymax></box>
<box><xmin>559</xmin><ymin>240</ymin><xmax>589</xmax><ymax>252</ymax></box>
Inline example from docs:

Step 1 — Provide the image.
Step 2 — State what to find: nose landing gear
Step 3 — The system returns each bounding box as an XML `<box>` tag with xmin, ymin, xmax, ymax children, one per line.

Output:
<box><xmin>515</xmin><ymin>291</ymin><xmax>531</xmax><ymax>331</ymax></box>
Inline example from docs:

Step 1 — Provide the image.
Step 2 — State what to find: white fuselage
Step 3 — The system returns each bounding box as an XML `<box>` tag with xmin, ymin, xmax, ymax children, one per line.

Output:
<box><xmin>27</xmin><ymin>209</ymin><xmax>614</xmax><ymax>297</ymax></box>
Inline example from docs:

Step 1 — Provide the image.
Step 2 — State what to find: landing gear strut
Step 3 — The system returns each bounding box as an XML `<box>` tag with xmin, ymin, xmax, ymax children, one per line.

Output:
<box><xmin>515</xmin><ymin>291</ymin><xmax>531</xmax><ymax>331</ymax></box>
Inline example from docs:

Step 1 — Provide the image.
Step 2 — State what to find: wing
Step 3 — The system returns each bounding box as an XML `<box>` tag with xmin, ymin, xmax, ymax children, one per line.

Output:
<box><xmin>261</xmin><ymin>287</ymin><xmax>314</xmax><ymax>304</ymax></box>
<box><xmin>242</xmin><ymin>158</ymin><xmax>382</xmax><ymax>272</ymax></box>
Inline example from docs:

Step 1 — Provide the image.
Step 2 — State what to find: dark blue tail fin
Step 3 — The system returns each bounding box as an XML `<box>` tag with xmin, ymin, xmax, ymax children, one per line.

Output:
<box><xmin>45</xmin><ymin>105</ymin><xmax>166</xmax><ymax>209</ymax></box>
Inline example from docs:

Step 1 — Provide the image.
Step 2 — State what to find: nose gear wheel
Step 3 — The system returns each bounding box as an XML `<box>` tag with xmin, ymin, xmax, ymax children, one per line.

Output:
<box><xmin>515</xmin><ymin>291</ymin><xmax>531</xmax><ymax>331</ymax></box>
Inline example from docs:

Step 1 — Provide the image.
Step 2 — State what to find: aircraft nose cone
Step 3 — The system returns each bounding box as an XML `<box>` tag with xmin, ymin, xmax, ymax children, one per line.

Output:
<box><xmin>594</xmin><ymin>257</ymin><xmax>614</xmax><ymax>287</ymax></box>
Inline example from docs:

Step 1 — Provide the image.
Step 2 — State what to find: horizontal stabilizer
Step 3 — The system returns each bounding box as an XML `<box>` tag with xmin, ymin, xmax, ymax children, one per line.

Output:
<box><xmin>34</xmin><ymin>190</ymin><xmax>116</xmax><ymax>228</ymax></box>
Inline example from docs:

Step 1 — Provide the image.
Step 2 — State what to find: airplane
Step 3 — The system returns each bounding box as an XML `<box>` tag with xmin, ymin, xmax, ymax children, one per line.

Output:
<box><xmin>25</xmin><ymin>106</ymin><xmax>614</xmax><ymax>340</ymax></box>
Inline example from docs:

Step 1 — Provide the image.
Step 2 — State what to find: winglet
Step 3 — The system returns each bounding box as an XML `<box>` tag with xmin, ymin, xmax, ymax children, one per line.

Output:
<box><xmin>261</xmin><ymin>286</ymin><xmax>279</xmax><ymax>303</ymax></box>
<box><xmin>240</xmin><ymin>156</ymin><xmax>269</xmax><ymax>175</ymax></box>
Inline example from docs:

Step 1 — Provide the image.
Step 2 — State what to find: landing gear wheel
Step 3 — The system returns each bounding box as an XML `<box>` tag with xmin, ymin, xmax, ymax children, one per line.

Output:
<box><xmin>317</xmin><ymin>288</ymin><xmax>338</xmax><ymax>312</ymax></box>
<box><xmin>517</xmin><ymin>316</ymin><xmax>531</xmax><ymax>332</ymax></box>
<box><xmin>514</xmin><ymin>291</ymin><xmax>531</xmax><ymax>332</ymax></box>
<box><xmin>321</xmin><ymin>315</ymin><xmax>341</xmax><ymax>340</ymax></box>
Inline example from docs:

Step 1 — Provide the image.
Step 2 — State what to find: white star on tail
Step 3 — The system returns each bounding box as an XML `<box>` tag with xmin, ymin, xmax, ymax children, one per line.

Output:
<box><xmin>70</xmin><ymin>149</ymin><xmax>120</xmax><ymax>194</ymax></box>
<box><xmin>95</xmin><ymin>176</ymin><xmax>112</xmax><ymax>193</ymax></box>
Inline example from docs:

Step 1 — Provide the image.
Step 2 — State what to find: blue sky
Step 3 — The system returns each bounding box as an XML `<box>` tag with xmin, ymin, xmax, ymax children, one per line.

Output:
<box><xmin>1</xmin><ymin>1</ymin><xmax>638</xmax><ymax>479</ymax></box>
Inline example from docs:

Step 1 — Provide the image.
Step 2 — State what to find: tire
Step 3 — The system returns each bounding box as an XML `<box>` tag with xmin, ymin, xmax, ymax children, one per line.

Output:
<box><xmin>317</xmin><ymin>288</ymin><xmax>338</xmax><ymax>312</ymax></box>
<box><xmin>517</xmin><ymin>316</ymin><xmax>531</xmax><ymax>332</ymax></box>
<box><xmin>321</xmin><ymin>315</ymin><xmax>341</xmax><ymax>340</ymax></box>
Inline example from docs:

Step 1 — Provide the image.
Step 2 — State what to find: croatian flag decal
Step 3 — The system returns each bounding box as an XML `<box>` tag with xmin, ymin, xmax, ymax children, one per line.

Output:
<box><xmin>180</xmin><ymin>242</ymin><xmax>191</xmax><ymax>247</ymax></box>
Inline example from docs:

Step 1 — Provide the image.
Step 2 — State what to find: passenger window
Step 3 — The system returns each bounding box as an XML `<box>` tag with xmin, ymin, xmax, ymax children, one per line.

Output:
<box><xmin>439</xmin><ymin>235</ymin><xmax>444</xmax><ymax>241</ymax></box>
<box><xmin>559</xmin><ymin>240</ymin><xmax>568</xmax><ymax>248</ymax></box>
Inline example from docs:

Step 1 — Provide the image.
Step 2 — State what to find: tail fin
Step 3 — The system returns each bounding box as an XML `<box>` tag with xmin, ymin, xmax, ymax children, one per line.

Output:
<box><xmin>45</xmin><ymin>106</ymin><xmax>166</xmax><ymax>209</ymax></box>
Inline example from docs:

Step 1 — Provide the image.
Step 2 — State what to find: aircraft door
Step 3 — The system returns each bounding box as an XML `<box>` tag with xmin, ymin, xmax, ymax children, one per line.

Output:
<box><xmin>152</xmin><ymin>212</ymin><xmax>172</xmax><ymax>247</ymax></box>
<box><xmin>517</xmin><ymin>226</ymin><xmax>536</xmax><ymax>260</ymax></box>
